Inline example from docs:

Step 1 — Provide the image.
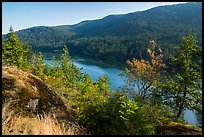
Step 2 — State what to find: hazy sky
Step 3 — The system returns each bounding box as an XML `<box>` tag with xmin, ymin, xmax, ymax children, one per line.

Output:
<box><xmin>2</xmin><ymin>2</ymin><xmax>187</xmax><ymax>34</ymax></box>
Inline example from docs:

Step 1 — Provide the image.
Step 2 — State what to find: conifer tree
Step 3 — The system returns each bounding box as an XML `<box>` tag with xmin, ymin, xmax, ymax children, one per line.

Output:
<box><xmin>60</xmin><ymin>45</ymin><xmax>81</xmax><ymax>88</ymax></box>
<box><xmin>2</xmin><ymin>26</ymin><xmax>30</xmax><ymax>69</ymax></box>
<box><xmin>31</xmin><ymin>52</ymin><xmax>46</xmax><ymax>80</ymax></box>
<box><xmin>164</xmin><ymin>32</ymin><xmax>202</xmax><ymax>118</ymax></box>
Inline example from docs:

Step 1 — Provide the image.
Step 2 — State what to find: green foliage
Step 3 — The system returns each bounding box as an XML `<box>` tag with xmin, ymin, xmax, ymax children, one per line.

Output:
<box><xmin>71</xmin><ymin>75</ymin><xmax>112</xmax><ymax>134</ymax></box>
<box><xmin>95</xmin><ymin>75</ymin><xmax>111</xmax><ymax>94</ymax></box>
<box><xmin>161</xmin><ymin>32</ymin><xmax>202</xmax><ymax>118</ymax></box>
<box><xmin>2</xmin><ymin>38</ymin><xmax>7</xmax><ymax>65</ymax></box>
<box><xmin>46</xmin><ymin>56</ymin><xmax>63</xmax><ymax>78</ymax></box>
<box><xmin>71</xmin><ymin>74</ymin><xmax>163</xmax><ymax>135</ymax></box>
<box><xmin>43</xmin><ymin>46</ymin><xmax>82</xmax><ymax>89</ymax></box>
<box><xmin>118</xmin><ymin>100</ymin><xmax>155</xmax><ymax>135</ymax></box>
<box><xmin>122</xmin><ymin>31</ymin><xmax>202</xmax><ymax>126</ymax></box>
<box><xmin>2</xmin><ymin>26</ymin><xmax>30</xmax><ymax>69</ymax></box>
<box><xmin>60</xmin><ymin>46</ymin><xmax>82</xmax><ymax>88</ymax></box>
<box><xmin>10</xmin><ymin>26</ymin><xmax>73</xmax><ymax>49</ymax></box>
<box><xmin>73</xmin><ymin>75</ymin><xmax>111</xmax><ymax>109</ymax></box>
<box><xmin>30</xmin><ymin>52</ymin><xmax>47</xmax><ymax>80</ymax></box>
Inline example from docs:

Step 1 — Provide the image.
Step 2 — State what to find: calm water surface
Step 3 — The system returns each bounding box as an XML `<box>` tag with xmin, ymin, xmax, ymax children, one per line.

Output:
<box><xmin>44</xmin><ymin>54</ymin><xmax>201</xmax><ymax>127</ymax></box>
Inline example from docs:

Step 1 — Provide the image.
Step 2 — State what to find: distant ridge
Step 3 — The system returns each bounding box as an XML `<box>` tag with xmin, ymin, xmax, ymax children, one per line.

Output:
<box><xmin>3</xmin><ymin>2</ymin><xmax>202</xmax><ymax>61</ymax></box>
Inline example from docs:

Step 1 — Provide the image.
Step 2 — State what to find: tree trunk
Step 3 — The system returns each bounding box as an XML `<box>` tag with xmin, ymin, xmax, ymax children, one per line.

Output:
<box><xmin>176</xmin><ymin>85</ymin><xmax>187</xmax><ymax>118</ymax></box>
<box><xmin>176</xmin><ymin>102</ymin><xmax>184</xmax><ymax>118</ymax></box>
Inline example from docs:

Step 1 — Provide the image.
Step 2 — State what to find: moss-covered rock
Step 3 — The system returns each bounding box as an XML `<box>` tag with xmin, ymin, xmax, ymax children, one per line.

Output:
<box><xmin>156</xmin><ymin>121</ymin><xmax>202</xmax><ymax>135</ymax></box>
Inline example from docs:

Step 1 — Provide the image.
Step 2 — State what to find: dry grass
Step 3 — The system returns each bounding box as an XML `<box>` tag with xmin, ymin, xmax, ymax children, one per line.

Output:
<box><xmin>2</xmin><ymin>101</ymin><xmax>88</xmax><ymax>135</ymax></box>
<box><xmin>2</xmin><ymin>66</ymin><xmax>88</xmax><ymax>135</ymax></box>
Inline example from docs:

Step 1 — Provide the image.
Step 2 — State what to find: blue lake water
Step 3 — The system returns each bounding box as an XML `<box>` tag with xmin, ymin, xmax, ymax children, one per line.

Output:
<box><xmin>44</xmin><ymin>55</ymin><xmax>202</xmax><ymax>127</ymax></box>
<box><xmin>44</xmin><ymin>55</ymin><xmax>126</xmax><ymax>90</ymax></box>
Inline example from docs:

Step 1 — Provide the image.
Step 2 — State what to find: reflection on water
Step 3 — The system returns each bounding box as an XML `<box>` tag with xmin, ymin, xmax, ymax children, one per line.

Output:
<box><xmin>44</xmin><ymin>54</ymin><xmax>202</xmax><ymax>127</ymax></box>
<box><xmin>75</xmin><ymin>61</ymin><xmax>126</xmax><ymax>89</ymax></box>
<box><xmin>45</xmin><ymin>57</ymin><xmax>126</xmax><ymax>90</ymax></box>
<box><xmin>184</xmin><ymin>109</ymin><xmax>202</xmax><ymax>127</ymax></box>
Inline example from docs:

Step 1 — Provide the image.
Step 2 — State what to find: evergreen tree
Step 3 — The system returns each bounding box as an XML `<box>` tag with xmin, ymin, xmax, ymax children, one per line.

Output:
<box><xmin>162</xmin><ymin>32</ymin><xmax>202</xmax><ymax>118</ymax></box>
<box><xmin>2</xmin><ymin>38</ymin><xmax>7</xmax><ymax>65</ymax></box>
<box><xmin>49</xmin><ymin>56</ymin><xmax>63</xmax><ymax>78</ymax></box>
<box><xmin>2</xmin><ymin>26</ymin><xmax>30</xmax><ymax>69</ymax></box>
<box><xmin>31</xmin><ymin>52</ymin><xmax>46</xmax><ymax>80</ymax></box>
<box><xmin>60</xmin><ymin>45</ymin><xmax>82</xmax><ymax>88</ymax></box>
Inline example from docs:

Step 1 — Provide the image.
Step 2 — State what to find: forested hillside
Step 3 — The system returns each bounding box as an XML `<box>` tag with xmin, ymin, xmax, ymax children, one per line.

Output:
<box><xmin>3</xmin><ymin>2</ymin><xmax>202</xmax><ymax>63</ymax></box>
<box><xmin>2</xmin><ymin>27</ymin><xmax>202</xmax><ymax>135</ymax></box>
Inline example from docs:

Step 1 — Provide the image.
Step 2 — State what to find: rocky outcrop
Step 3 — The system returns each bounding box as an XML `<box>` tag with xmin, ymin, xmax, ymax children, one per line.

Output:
<box><xmin>156</xmin><ymin>122</ymin><xmax>202</xmax><ymax>135</ymax></box>
<box><xmin>2</xmin><ymin>66</ymin><xmax>74</xmax><ymax>120</ymax></box>
<box><xmin>2</xmin><ymin>66</ymin><xmax>88</xmax><ymax>135</ymax></box>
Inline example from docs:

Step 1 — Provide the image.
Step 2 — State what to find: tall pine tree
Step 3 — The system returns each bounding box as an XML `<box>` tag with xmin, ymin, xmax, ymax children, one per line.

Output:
<box><xmin>2</xmin><ymin>26</ymin><xmax>30</xmax><ymax>69</ymax></box>
<box><xmin>163</xmin><ymin>32</ymin><xmax>202</xmax><ymax>118</ymax></box>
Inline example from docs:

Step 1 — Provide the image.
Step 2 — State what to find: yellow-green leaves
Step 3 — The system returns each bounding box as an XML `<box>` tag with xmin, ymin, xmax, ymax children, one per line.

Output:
<box><xmin>119</xmin><ymin>100</ymin><xmax>138</xmax><ymax>121</ymax></box>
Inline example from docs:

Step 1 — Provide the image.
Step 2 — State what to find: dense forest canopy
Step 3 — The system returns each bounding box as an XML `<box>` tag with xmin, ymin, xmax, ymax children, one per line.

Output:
<box><xmin>2</xmin><ymin>2</ymin><xmax>202</xmax><ymax>64</ymax></box>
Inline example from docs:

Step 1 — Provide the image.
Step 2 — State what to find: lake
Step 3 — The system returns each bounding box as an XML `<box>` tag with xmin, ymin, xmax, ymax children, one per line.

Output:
<box><xmin>44</xmin><ymin>54</ymin><xmax>127</xmax><ymax>90</ymax></box>
<box><xmin>44</xmin><ymin>54</ymin><xmax>202</xmax><ymax>127</ymax></box>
